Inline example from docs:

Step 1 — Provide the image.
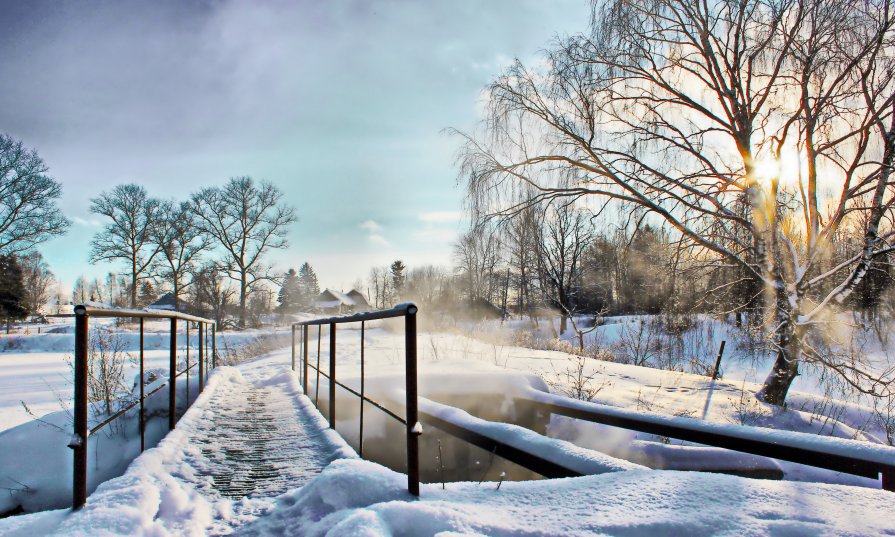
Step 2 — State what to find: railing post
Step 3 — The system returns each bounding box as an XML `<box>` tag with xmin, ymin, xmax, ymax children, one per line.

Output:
<box><xmin>198</xmin><ymin>323</ymin><xmax>204</xmax><ymax>392</ymax></box>
<box><xmin>71</xmin><ymin>307</ymin><xmax>89</xmax><ymax>509</ymax></box>
<box><xmin>302</xmin><ymin>325</ymin><xmax>309</xmax><ymax>394</ymax></box>
<box><xmin>405</xmin><ymin>305</ymin><xmax>420</xmax><ymax>496</ymax></box>
<box><xmin>329</xmin><ymin>322</ymin><xmax>336</xmax><ymax>429</ymax></box>
<box><xmin>212</xmin><ymin>323</ymin><xmax>217</xmax><ymax>369</ymax></box>
<box><xmin>139</xmin><ymin>318</ymin><xmax>145</xmax><ymax>452</ymax></box>
<box><xmin>291</xmin><ymin>325</ymin><xmax>296</xmax><ymax>372</ymax></box>
<box><xmin>169</xmin><ymin>317</ymin><xmax>177</xmax><ymax>430</ymax></box>
<box><xmin>360</xmin><ymin>320</ymin><xmax>365</xmax><ymax>458</ymax></box>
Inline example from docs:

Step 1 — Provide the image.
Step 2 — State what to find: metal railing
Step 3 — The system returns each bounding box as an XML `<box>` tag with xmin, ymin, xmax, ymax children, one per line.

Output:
<box><xmin>70</xmin><ymin>305</ymin><xmax>217</xmax><ymax>509</ymax></box>
<box><xmin>518</xmin><ymin>389</ymin><xmax>895</xmax><ymax>491</ymax></box>
<box><xmin>291</xmin><ymin>303</ymin><xmax>420</xmax><ymax>496</ymax></box>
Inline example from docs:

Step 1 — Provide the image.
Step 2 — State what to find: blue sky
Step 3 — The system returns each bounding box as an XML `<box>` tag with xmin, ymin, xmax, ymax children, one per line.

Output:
<box><xmin>0</xmin><ymin>0</ymin><xmax>590</xmax><ymax>292</ymax></box>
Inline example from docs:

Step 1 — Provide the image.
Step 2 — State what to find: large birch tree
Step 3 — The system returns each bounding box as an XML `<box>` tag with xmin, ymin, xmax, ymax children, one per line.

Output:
<box><xmin>458</xmin><ymin>0</ymin><xmax>895</xmax><ymax>405</ymax></box>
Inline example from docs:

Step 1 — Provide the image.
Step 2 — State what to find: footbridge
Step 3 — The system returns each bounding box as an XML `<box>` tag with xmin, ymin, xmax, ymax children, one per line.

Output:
<box><xmin>57</xmin><ymin>304</ymin><xmax>895</xmax><ymax>533</ymax></box>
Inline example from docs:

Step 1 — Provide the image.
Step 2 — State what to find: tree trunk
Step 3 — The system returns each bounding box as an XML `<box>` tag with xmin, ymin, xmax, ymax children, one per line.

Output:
<box><xmin>173</xmin><ymin>278</ymin><xmax>180</xmax><ymax>312</ymax></box>
<box><xmin>239</xmin><ymin>271</ymin><xmax>247</xmax><ymax>329</ymax></box>
<box><xmin>758</xmin><ymin>286</ymin><xmax>800</xmax><ymax>406</ymax></box>
<box><xmin>131</xmin><ymin>260</ymin><xmax>138</xmax><ymax>309</ymax></box>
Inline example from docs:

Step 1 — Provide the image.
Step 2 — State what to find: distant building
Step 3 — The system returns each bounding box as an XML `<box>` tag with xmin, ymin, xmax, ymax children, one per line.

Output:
<box><xmin>147</xmin><ymin>292</ymin><xmax>177</xmax><ymax>311</ymax></box>
<box><xmin>313</xmin><ymin>289</ymin><xmax>369</xmax><ymax>313</ymax></box>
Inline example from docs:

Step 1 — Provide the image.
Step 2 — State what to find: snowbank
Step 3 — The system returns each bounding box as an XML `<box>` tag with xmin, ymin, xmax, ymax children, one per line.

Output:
<box><xmin>237</xmin><ymin>458</ymin><xmax>895</xmax><ymax>536</ymax></box>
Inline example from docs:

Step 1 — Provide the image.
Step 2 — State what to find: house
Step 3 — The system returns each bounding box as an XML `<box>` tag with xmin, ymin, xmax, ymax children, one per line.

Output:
<box><xmin>147</xmin><ymin>293</ymin><xmax>177</xmax><ymax>311</ymax></box>
<box><xmin>313</xmin><ymin>289</ymin><xmax>369</xmax><ymax>313</ymax></box>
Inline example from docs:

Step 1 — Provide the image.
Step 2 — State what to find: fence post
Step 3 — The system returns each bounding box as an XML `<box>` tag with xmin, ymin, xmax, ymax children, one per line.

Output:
<box><xmin>139</xmin><ymin>318</ymin><xmax>145</xmax><ymax>452</ymax></box>
<box><xmin>329</xmin><ymin>322</ymin><xmax>336</xmax><ymax>429</ymax></box>
<box><xmin>405</xmin><ymin>304</ymin><xmax>420</xmax><ymax>496</ymax></box>
<box><xmin>303</xmin><ymin>325</ymin><xmax>309</xmax><ymax>394</ymax></box>
<box><xmin>198</xmin><ymin>323</ymin><xmax>204</xmax><ymax>392</ymax></box>
<box><xmin>169</xmin><ymin>317</ymin><xmax>177</xmax><ymax>430</ymax></box>
<box><xmin>359</xmin><ymin>320</ymin><xmax>365</xmax><ymax>458</ymax></box>
<box><xmin>212</xmin><ymin>323</ymin><xmax>217</xmax><ymax>369</ymax></box>
<box><xmin>291</xmin><ymin>325</ymin><xmax>296</xmax><ymax>372</ymax></box>
<box><xmin>71</xmin><ymin>307</ymin><xmax>89</xmax><ymax>509</ymax></box>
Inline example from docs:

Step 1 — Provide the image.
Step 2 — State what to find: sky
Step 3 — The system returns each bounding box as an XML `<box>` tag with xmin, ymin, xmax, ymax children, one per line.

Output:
<box><xmin>0</xmin><ymin>0</ymin><xmax>590</xmax><ymax>295</ymax></box>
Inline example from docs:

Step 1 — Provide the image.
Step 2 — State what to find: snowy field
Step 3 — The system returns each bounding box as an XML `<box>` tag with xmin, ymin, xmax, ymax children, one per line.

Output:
<box><xmin>2</xmin><ymin>313</ymin><xmax>895</xmax><ymax>533</ymax></box>
<box><xmin>2</xmin><ymin>344</ymin><xmax>894</xmax><ymax>535</ymax></box>
<box><xmin>0</xmin><ymin>320</ymin><xmax>278</xmax><ymax>432</ymax></box>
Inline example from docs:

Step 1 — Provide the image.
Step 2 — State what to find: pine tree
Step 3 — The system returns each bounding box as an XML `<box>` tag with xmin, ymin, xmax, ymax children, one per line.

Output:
<box><xmin>278</xmin><ymin>268</ymin><xmax>300</xmax><ymax>313</ymax></box>
<box><xmin>390</xmin><ymin>260</ymin><xmax>406</xmax><ymax>299</ymax></box>
<box><xmin>297</xmin><ymin>262</ymin><xmax>319</xmax><ymax>309</ymax></box>
<box><xmin>138</xmin><ymin>281</ymin><xmax>157</xmax><ymax>307</ymax></box>
<box><xmin>0</xmin><ymin>255</ymin><xmax>27</xmax><ymax>324</ymax></box>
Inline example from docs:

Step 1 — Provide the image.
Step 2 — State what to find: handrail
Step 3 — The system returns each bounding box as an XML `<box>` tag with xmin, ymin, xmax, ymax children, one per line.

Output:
<box><xmin>519</xmin><ymin>388</ymin><xmax>895</xmax><ymax>491</ymax></box>
<box><xmin>294</xmin><ymin>302</ymin><xmax>418</xmax><ymax>326</ymax></box>
<box><xmin>70</xmin><ymin>304</ymin><xmax>217</xmax><ymax>510</ymax></box>
<box><xmin>291</xmin><ymin>303</ymin><xmax>420</xmax><ymax>495</ymax></box>
<box><xmin>73</xmin><ymin>304</ymin><xmax>213</xmax><ymax>324</ymax></box>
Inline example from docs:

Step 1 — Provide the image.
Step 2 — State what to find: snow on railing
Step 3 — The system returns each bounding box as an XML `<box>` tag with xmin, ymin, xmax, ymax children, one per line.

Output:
<box><xmin>70</xmin><ymin>305</ymin><xmax>217</xmax><ymax>509</ymax></box>
<box><xmin>519</xmin><ymin>387</ymin><xmax>895</xmax><ymax>491</ymax></box>
<box><xmin>291</xmin><ymin>303</ymin><xmax>421</xmax><ymax>496</ymax></box>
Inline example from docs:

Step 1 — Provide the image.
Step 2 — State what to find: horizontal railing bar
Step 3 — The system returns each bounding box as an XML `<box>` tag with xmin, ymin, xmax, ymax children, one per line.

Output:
<box><xmin>293</xmin><ymin>303</ymin><xmax>417</xmax><ymax>326</ymax></box>
<box><xmin>90</xmin><ymin>358</ymin><xmax>201</xmax><ymax>435</ymax></box>
<box><xmin>174</xmin><ymin>361</ymin><xmax>199</xmax><ymax>379</ymax></box>
<box><xmin>73</xmin><ymin>305</ymin><xmax>215</xmax><ymax>325</ymax></box>
<box><xmin>419</xmin><ymin>408</ymin><xmax>580</xmax><ymax>479</ymax></box>
<box><xmin>89</xmin><ymin>382</ymin><xmax>168</xmax><ymax>435</ymax></box>
<box><xmin>306</xmin><ymin>362</ymin><xmax>407</xmax><ymax>425</ymax></box>
<box><xmin>519</xmin><ymin>390</ymin><xmax>895</xmax><ymax>481</ymax></box>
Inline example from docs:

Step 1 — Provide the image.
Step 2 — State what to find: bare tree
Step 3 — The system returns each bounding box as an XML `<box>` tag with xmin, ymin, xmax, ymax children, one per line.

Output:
<box><xmin>457</xmin><ymin>0</ymin><xmax>895</xmax><ymax>405</ymax></box>
<box><xmin>0</xmin><ymin>134</ymin><xmax>70</xmax><ymax>254</ymax></box>
<box><xmin>453</xmin><ymin>223</ymin><xmax>503</xmax><ymax>307</ymax></box>
<box><xmin>18</xmin><ymin>251</ymin><xmax>54</xmax><ymax>316</ymax></box>
<box><xmin>191</xmin><ymin>177</ymin><xmax>296</xmax><ymax>328</ymax></box>
<box><xmin>191</xmin><ymin>262</ymin><xmax>235</xmax><ymax>328</ymax></box>
<box><xmin>89</xmin><ymin>184</ymin><xmax>162</xmax><ymax>308</ymax></box>
<box><xmin>537</xmin><ymin>200</ymin><xmax>592</xmax><ymax>333</ymax></box>
<box><xmin>153</xmin><ymin>200</ymin><xmax>207</xmax><ymax>311</ymax></box>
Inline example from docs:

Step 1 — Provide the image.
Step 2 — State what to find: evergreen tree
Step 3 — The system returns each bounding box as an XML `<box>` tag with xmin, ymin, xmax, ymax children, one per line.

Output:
<box><xmin>0</xmin><ymin>255</ymin><xmax>27</xmax><ymax>322</ymax></box>
<box><xmin>278</xmin><ymin>268</ymin><xmax>300</xmax><ymax>312</ymax></box>
<box><xmin>138</xmin><ymin>281</ymin><xmax>157</xmax><ymax>307</ymax></box>
<box><xmin>390</xmin><ymin>260</ymin><xmax>406</xmax><ymax>298</ymax></box>
<box><xmin>297</xmin><ymin>262</ymin><xmax>319</xmax><ymax>308</ymax></box>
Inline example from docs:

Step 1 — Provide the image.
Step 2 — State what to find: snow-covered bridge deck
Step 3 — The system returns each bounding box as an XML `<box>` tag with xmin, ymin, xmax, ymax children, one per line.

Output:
<box><xmin>11</xmin><ymin>350</ymin><xmax>355</xmax><ymax>536</ymax></box>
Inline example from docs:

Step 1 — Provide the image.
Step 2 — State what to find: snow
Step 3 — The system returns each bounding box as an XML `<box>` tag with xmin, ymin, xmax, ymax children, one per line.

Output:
<box><xmin>3</xmin><ymin>314</ymin><xmax>895</xmax><ymax>534</ymax></box>
<box><xmin>0</xmin><ymin>351</ymin><xmax>354</xmax><ymax>536</ymax></box>
<box><xmin>419</xmin><ymin>396</ymin><xmax>645</xmax><ymax>475</ymax></box>
<box><xmin>237</xmin><ymin>458</ymin><xmax>895</xmax><ymax>536</ymax></box>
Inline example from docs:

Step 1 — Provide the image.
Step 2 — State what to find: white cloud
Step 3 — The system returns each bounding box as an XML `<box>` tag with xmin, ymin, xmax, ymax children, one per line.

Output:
<box><xmin>418</xmin><ymin>211</ymin><xmax>462</xmax><ymax>223</ymax></box>
<box><xmin>413</xmin><ymin>228</ymin><xmax>458</xmax><ymax>243</ymax></box>
<box><xmin>359</xmin><ymin>219</ymin><xmax>383</xmax><ymax>233</ymax></box>
<box><xmin>368</xmin><ymin>234</ymin><xmax>390</xmax><ymax>247</ymax></box>
<box><xmin>73</xmin><ymin>216</ymin><xmax>102</xmax><ymax>227</ymax></box>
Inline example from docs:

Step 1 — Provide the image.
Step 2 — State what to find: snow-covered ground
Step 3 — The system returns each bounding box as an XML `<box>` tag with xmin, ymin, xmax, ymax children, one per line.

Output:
<box><xmin>0</xmin><ymin>320</ymin><xmax>277</xmax><ymax>432</ymax></box>
<box><xmin>2</xmin><ymin>343</ymin><xmax>894</xmax><ymax>535</ymax></box>
<box><xmin>2</xmin><ymin>313</ymin><xmax>895</xmax><ymax>534</ymax></box>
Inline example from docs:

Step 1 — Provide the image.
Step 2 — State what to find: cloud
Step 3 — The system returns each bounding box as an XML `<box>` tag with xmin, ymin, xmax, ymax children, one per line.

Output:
<box><xmin>418</xmin><ymin>211</ymin><xmax>462</xmax><ymax>223</ymax></box>
<box><xmin>73</xmin><ymin>217</ymin><xmax>102</xmax><ymax>227</ymax></box>
<box><xmin>368</xmin><ymin>234</ymin><xmax>390</xmax><ymax>247</ymax></box>
<box><xmin>413</xmin><ymin>228</ymin><xmax>458</xmax><ymax>243</ymax></box>
<box><xmin>359</xmin><ymin>219</ymin><xmax>383</xmax><ymax>233</ymax></box>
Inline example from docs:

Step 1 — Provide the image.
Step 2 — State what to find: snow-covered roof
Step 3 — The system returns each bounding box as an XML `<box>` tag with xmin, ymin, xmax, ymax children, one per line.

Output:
<box><xmin>314</xmin><ymin>289</ymin><xmax>368</xmax><ymax>309</ymax></box>
<box><xmin>148</xmin><ymin>293</ymin><xmax>177</xmax><ymax>311</ymax></box>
